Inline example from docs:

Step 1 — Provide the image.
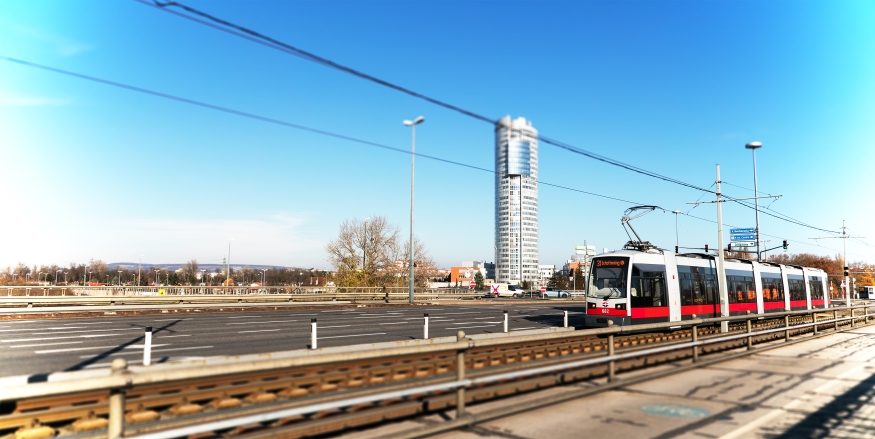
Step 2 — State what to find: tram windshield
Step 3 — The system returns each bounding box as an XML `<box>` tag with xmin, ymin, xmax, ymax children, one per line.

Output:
<box><xmin>587</xmin><ymin>257</ymin><xmax>629</xmax><ymax>299</ymax></box>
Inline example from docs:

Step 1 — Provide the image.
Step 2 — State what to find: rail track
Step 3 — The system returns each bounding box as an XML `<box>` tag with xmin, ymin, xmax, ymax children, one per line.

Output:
<box><xmin>1</xmin><ymin>305</ymin><xmax>871</xmax><ymax>439</ymax></box>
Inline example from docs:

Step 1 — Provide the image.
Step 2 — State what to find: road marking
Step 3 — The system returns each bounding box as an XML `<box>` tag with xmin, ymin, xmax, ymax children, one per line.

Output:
<box><xmin>226</xmin><ymin>315</ymin><xmax>261</xmax><ymax>318</ymax></box>
<box><xmin>11</xmin><ymin>341</ymin><xmax>84</xmax><ymax>348</ymax></box>
<box><xmin>227</xmin><ymin>320</ymin><xmax>297</xmax><ymax>325</ymax></box>
<box><xmin>76</xmin><ymin>346</ymin><xmax>214</xmax><ymax>358</ymax></box>
<box><xmin>446</xmin><ymin>325</ymin><xmax>498</xmax><ymax>330</ymax></box>
<box><xmin>158</xmin><ymin>334</ymin><xmax>191</xmax><ymax>338</ymax></box>
<box><xmin>62</xmin><ymin>322</ymin><xmax>115</xmax><ymax>325</ymax></box>
<box><xmin>2</xmin><ymin>334</ymin><xmax>122</xmax><ymax>342</ymax></box>
<box><xmin>30</xmin><ymin>328</ymin><xmax>140</xmax><ymax>335</ymax></box>
<box><xmin>0</xmin><ymin>327</ymin><xmax>87</xmax><ymax>332</ymax></box>
<box><xmin>444</xmin><ymin>321</ymin><xmax>501</xmax><ymax>325</ymax></box>
<box><xmin>153</xmin><ymin>318</ymin><xmax>194</xmax><ymax>321</ymax></box>
<box><xmin>318</xmin><ymin>332</ymin><xmax>387</xmax><ymax>339</ymax></box>
<box><xmin>320</xmin><ymin>325</ymin><xmax>351</xmax><ymax>328</ymax></box>
<box><xmin>717</xmin><ymin>363</ymin><xmax>869</xmax><ymax>439</ymax></box>
<box><xmin>34</xmin><ymin>344</ymin><xmax>170</xmax><ymax>354</ymax></box>
<box><xmin>379</xmin><ymin>322</ymin><xmax>409</xmax><ymax>325</ymax></box>
<box><xmin>239</xmin><ymin>329</ymin><xmax>283</xmax><ymax>333</ymax></box>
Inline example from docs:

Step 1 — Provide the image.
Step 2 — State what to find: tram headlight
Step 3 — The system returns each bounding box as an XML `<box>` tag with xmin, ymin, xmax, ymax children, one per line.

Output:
<box><xmin>587</xmin><ymin>302</ymin><xmax>596</xmax><ymax>309</ymax></box>
<box><xmin>615</xmin><ymin>303</ymin><xmax>626</xmax><ymax>310</ymax></box>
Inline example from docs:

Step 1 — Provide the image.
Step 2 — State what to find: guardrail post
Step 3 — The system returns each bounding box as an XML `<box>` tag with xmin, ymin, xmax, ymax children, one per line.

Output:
<box><xmin>503</xmin><ymin>310</ymin><xmax>508</xmax><ymax>333</ymax></box>
<box><xmin>834</xmin><ymin>309</ymin><xmax>839</xmax><ymax>331</ymax></box>
<box><xmin>691</xmin><ymin>315</ymin><xmax>698</xmax><ymax>363</ymax></box>
<box><xmin>108</xmin><ymin>358</ymin><xmax>127</xmax><ymax>439</ymax></box>
<box><xmin>785</xmin><ymin>315</ymin><xmax>790</xmax><ymax>342</ymax></box>
<box><xmin>866</xmin><ymin>306</ymin><xmax>870</xmax><ymax>323</ymax></box>
<box><xmin>456</xmin><ymin>331</ymin><xmax>466</xmax><ymax>418</ymax></box>
<box><xmin>746</xmin><ymin>311</ymin><xmax>752</xmax><ymax>351</ymax></box>
<box><xmin>851</xmin><ymin>308</ymin><xmax>856</xmax><ymax>328</ymax></box>
<box><xmin>423</xmin><ymin>313</ymin><xmax>429</xmax><ymax>340</ymax></box>
<box><xmin>143</xmin><ymin>326</ymin><xmax>152</xmax><ymax>366</ymax></box>
<box><xmin>813</xmin><ymin>312</ymin><xmax>818</xmax><ymax>335</ymax></box>
<box><xmin>563</xmin><ymin>310</ymin><xmax>569</xmax><ymax>328</ymax></box>
<box><xmin>607</xmin><ymin>320</ymin><xmax>615</xmax><ymax>382</ymax></box>
<box><xmin>311</xmin><ymin>319</ymin><xmax>317</xmax><ymax>349</ymax></box>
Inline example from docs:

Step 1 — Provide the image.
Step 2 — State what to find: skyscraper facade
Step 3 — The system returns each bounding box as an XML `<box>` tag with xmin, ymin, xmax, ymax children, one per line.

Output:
<box><xmin>495</xmin><ymin>116</ymin><xmax>539</xmax><ymax>284</ymax></box>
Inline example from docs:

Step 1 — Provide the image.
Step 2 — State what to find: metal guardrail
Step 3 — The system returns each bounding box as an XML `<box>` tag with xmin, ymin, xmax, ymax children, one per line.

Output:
<box><xmin>2</xmin><ymin>305</ymin><xmax>871</xmax><ymax>439</ymax></box>
<box><xmin>0</xmin><ymin>285</ymin><xmax>476</xmax><ymax>297</ymax></box>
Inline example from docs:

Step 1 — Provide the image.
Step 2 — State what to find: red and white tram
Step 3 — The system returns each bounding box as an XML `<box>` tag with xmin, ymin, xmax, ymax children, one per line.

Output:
<box><xmin>584</xmin><ymin>248</ymin><xmax>829</xmax><ymax>326</ymax></box>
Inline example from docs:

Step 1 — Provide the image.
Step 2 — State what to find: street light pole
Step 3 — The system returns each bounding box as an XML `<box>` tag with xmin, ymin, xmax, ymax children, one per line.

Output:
<box><xmin>672</xmin><ymin>210</ymin><xmax>680</xmax><ymax>250</ymax></box>
<box><xmin>261</xmin><ymin>268</ymin><xmax>267</xmax><ymax>286</ymax></box>
<box><xmin>228</xmin><ymin>239</ymin><xmax>234</xmax><ymax>284</ymax></box>
<box><xmin>138</xmin><ymin>255</ymin><xmax>143</xmax><ymax>287</ymax></box>
<box><xmin>403</xmin><ymin>116</ymin><xmax>425</xmax><ymax>304</ymax></box>
<box><xmin>745</xmin><ymin>141</ymin><xmax>763</xmax><ymax>260</ymax></box>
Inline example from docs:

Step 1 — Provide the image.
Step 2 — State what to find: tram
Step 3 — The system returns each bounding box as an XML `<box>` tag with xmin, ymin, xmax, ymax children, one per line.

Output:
<box><xmin>584</xmin><ymin>248</ymin><xmax>829</xmax><ymax>327</ymax></box>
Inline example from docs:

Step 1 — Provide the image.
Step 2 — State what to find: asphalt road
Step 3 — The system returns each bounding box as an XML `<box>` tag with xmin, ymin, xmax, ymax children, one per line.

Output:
<box><xmin>0</xmin><ymin>302</ymin><xmax>587</xmax><ymax>378</ymax></box>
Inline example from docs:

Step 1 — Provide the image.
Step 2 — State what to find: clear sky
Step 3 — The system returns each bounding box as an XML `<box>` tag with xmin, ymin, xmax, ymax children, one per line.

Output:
<box><xmin>1</xmin><ymin>0</ymin><xmax>873</xmax><ymax>271</ymax></box>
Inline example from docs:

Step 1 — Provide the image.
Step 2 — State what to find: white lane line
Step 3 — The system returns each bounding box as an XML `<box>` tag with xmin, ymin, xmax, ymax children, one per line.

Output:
<box><xmin>76</xmin><ymin>346</ymin><xmax>213</xmax><ymax>358</ymax></box>
<box><xmin>63</xmin><ymin>322</ymin><xmax>115</xmax><ymax>325</ymax></box>
<box><xmin>153</xmin><ymin>318</ymin><xmax>194</xmax><ymax>321</ymax></box>
<box><xmin>226</xmin><ymin>320</ymin><xmax>297</xmax><ymax>325</ymax></box>
<box><xmin>474</xmin><ymin>317</ymin><xmax>498</xmax><ymax>320</ymax></box>
<box><xmin>320</xmin><ymin>325</ymin><xmax>351</xmax><ymax>329</ymax></box>
<box><xmin>446</xmin><ymin>325</ymin><xmax>497</xmax><ymax>330</ymax></box>
<box><xmin>11</xmin><ymin>341</ymin><xmax>84</xmax><ymax>348</ymax></box>
<box><xmin>718</xmin><ymin>363</ymin><xmax>869</xmax><ymax>439</ymax></box>
<box><xmin>352</xmin><ymin>317</ymin><xmax>388</xmax><ymax>319</ymax></box>
<box><xmin>318</xmin><ymin>333</ymin><xmax>386</xmax><ymax>340</ymax></box>
<box><xmin>30</xmin><ymin>328</ymin><xmax>140</xmax><ymax>335</ymax></box>
<box><xmin>2</xmin><ymin>334</ymin><xmax>123</xmax><ymax>342</ymax></box>
<box><xmin>379</xmin><ymin>322</ymin><xmax>410</xmax><ymax>325</ymax></box>
<box><xmin>0</xmin><ymin>327</ymin><xmax>87</xmax><ymax>332</ymax></box>
<box><xmin>158</xmin><ymin>334</ymin><xmax>191</xmax><ymax>338</ymax></box>
<box><xmin>239</xmin><ymin>329</ymin><xmax>282</xmax><ymax>333</ymax></box>
<box><xmin>441</xmin><ymin>321</ymin><xmax>501</xmax><ymax>325</ymax></box>
<box><xmin>34</xmin><ymin>344</ymin><xmax>170</xmax><ymax>354</ymax></box>
<box><xmin>226</xmin><ymin>315</ymin><xmax>261</xmax><ymax>319</ymax></box>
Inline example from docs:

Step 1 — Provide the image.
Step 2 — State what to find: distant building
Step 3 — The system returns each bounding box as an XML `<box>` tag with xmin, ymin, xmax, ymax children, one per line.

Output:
<box><xmin>450</xmin><ymin>261</ymin><xmax>489</xmax><ymax>285</ymax></box>
<box><xmin>538</xmin><ymin>264</ymin><xmax>556</xmax><ymax>281</ymax></box>
<box><xmin>495</xmin><ymin>116</ymin><xmax>539</xmax><ymax>284</ymax></box>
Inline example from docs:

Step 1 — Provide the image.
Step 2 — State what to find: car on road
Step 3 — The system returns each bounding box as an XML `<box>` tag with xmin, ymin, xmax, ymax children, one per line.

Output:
<box><xmin>541</xmin><ymin>287</ymin><xmax>570</xmax><ymax>298</ymax></box>
<box><xmin>519</xmin><ymin>291</ymin><xmax>544</xmax><ymax>299</ymax></box>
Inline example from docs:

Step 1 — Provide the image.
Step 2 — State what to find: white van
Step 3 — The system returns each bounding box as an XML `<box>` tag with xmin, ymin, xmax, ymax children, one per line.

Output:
<box><xmin>488</xmin><ymin>284</ymin><xmax>524</xmax><ymax>298</ymax></box>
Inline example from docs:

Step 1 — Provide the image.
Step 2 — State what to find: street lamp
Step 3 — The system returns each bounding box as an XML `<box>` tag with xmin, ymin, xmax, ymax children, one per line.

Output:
<box><xmin>138</xmin><ymin>255</ymin><xmax>144</xmax><ymax>287</ymax></box>
<box><xmin>403</xmin><ymin>115</ymin><xmax>425</xmax><ymax>304</ymax></box>
<box><xmin>55</xmin><ymin>269</ymin><xmax>61</xmax><ymax>286</ymax></box>
<box><xmin>672</xmin><ymin>211</ymin><xmax>681</xmax><ymax>250</ymax></box>
<box><xmin>118</xmin><ymin>270</ymin><xmax>123</xmax><ymax>286</ymax></box>
<box><xmin>228</xmin><ymin>239</ymin><xmax>234</xmax><ymax>283</ymax></box>
<box><xmin>261</xmin><ymin>268</ymin><xmax>267</xmax><ymax>286</ymax></box>
<box><xmin>363</xmin><ymin>217</ymin><xmax>370</xmax><ymax>272</ymax></box>
<box><xmin>745</xmin><ymin>141</ymin><xmax>763</xmax><ymax>260</ymax></box>
<box><xmin>155</xmin><ymin>269</ymin><xmax>161</xmax><ymax>286</ymax></box>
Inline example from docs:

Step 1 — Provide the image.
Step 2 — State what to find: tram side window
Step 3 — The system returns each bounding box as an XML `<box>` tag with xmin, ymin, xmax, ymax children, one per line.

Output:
<box><xmin>809</xmin><ymin>277</ymin><xmax>824</xmax><ymax>300</ymax></box>
<box><xmin>728</xmin><ymin>276</ymin><xmax>756</xmax><ymax>303</ymax></box>
<box><xmin>680</xmin><ymin>272</ymin><xmax>715</xmax><ymax>305</ymax></box>
<box><xmin>631</xmin><ymin>266</ymin><xmax>666</xmax><ymax>308</ymax></box>
<box><xmin>788</xmin><ymin>279</ymin><xmax>806</xmax><ymax>301</ymax></box>
<box><xmin>761</xmin><ymin>277</ymin><xmax>784</xmax><ymax>302</ymax></box>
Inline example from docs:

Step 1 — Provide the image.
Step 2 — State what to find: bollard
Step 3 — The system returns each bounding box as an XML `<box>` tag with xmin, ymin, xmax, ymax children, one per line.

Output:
<box><xmin>813</xmin><ymin>312</ymin><xmax>818</xmax><ymax>335</ymax></box>
<box><xmin>423</xmin><ymin>313</ymin><xmax>429</xmax><ymax>340</ymax></box>
<box><xmin>691</xmin><ymin>315</ymin><xmax>698</xmax><ymax>363</ymax></box>
<box><xmin>785</xmin><ymin>315</ymin><xmax>790</xmax><ymax>342</ymax></box>
<box><xmin>746</xmin><ymin>311</ymin><xmax>752</xmax><ymax>350</ymax></box>
<box><xmin>456</xmin><ymin>331</ymin><xmax>466</xmax><ymax>419</ymax></box>
<box><xmin>143</xmin><ymin>326</ymin><xmax>152</xmax><ymax>366</ymax></box>
<box><xmin>563</xmin><ymin>310</ymin><xmax>568</xmax><ymax>328</ymax></box>
<box><xmin>503</xmin><ymin>310</ymin><xmax>509</xmax><ymax>333</ymax></box>
<box><xmin>311</xmin><ymin>318</ymin><xmax>317</xmax><ymax>350</ymax></box>
<box><xmin>867</xmin><ymin>307</ymin><xmax>870</xmax><ymax>323</ymax></box>
<box><xmin>834</xmin><ymin>310</ymin><xmax>839</xmax><ymax>331</ymax></box>
<box><xmin>108</xmin><ymin>358</ymin><xmax>127</xmax><ymax>439</ymax></box>
<box><xmin>607</xmin><ymin>320</ymin><xmax>615</xmax><ymax>382</ymax></box>
<box><xmin>851</xmin><ymin>308</ymin><xmax>856</xmax><ymax>328</ymax></box>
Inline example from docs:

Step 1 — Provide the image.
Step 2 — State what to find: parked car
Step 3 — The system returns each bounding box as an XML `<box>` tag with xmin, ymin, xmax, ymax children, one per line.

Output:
<box><xmin>519</xmin><ymin>291</ymin><xmax>543</xmax><ymax>299</ymax></box>
<box><xmin>541</xmin><ymin>287</ymin><xmax>570</xmax><ymax>298</ymax></box>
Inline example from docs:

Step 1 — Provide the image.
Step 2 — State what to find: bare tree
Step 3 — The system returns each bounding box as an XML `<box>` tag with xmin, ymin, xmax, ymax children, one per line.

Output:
<box><xmin>184</xmin><ymin>259</ymin><xmax>199</xmax><ymax>280</ymax></box>
<box><xmin>326</xmin><ymin>216</ymin><xmax>401</xmax><ymax>287</ymax></box>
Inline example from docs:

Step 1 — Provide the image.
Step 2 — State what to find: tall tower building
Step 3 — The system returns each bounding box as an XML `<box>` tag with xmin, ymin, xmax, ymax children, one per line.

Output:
<box><xmin>495</xmin><ymin>116</ymin><xmax>539</xmax><ymax>284</ymax></box>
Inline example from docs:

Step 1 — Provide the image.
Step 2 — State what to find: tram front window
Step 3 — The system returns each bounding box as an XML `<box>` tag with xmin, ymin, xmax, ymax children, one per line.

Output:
<box><xmin>587</xmin><ymin>257</ymin><xmax>629</xmax><ymax>299</ymax></box>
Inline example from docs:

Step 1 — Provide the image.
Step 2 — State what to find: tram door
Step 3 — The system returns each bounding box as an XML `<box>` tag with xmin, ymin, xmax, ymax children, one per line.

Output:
<box><xmin>665</xmin><ymin>253</ymin><xmax>681</xmax><ymax>322</ymax></box>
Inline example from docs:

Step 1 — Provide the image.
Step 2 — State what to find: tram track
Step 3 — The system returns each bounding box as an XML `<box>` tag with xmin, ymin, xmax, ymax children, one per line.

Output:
<box><xmin>1</xmin><ymin>307</ymin><xmax>868</xmax><ymax>439</ymax></box>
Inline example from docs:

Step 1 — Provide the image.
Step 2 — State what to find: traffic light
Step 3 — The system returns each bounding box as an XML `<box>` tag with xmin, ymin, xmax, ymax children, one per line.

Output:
<box><xmin>705</xmin><ymin>244</ymin><xmax>709</xmax><ymax>253</ymax></box>
<box><xmin>782</xmin><ymin>240</ymin><xmax>788</xmax><ymax>250</ymax></box>
<box><xmin>844</xmin><ymin>266</ymin><xmax>849</xmax><ymax>277</ymax></box>
<box><xmin>675</xmin><ymin>245</ymin><xmax>679</xmax><ymax>253</ymax></box>
<box><xmin>569</xmin><ymin>269</ymin><xmax>574</xmax><ymax>278</ymax></box>
<box><xmin>727</xmin><ymin>243</ymin><xmax>732</xmax><ymax>252</ymax></box>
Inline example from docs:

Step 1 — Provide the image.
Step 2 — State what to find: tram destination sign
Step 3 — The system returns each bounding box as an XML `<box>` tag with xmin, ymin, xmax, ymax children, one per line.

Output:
<box><xmin>730</xmin><ymin>228</ymin><xmax>755</xmax><ymax>234</ymax></box>
<box><xmin>730</xmin><ymin>234</ymin><xmax>756</xmax><ymax>241</ymax></box>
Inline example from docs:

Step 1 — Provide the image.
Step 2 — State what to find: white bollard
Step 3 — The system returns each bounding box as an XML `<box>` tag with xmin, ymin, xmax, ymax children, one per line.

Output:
<box><xmin>310</xmin><ymin>318</ymin><xmax>317</xmax><ymax>350</ymax></box>
<box><xmin>143</xmin><ymin>326</ymin><xmax>152</xmax><ymax>366</ymax></box>
<box><xmin>564</xmin><ymin>310</ymin><xmax>568</xmax><ymax>328</ymax></box>
<box><xmin>423</xmin><ymin>313</ymin><xmax>429</xmax><ymax>339</ymax></box>
<box><xmin>503</xmin><ymin>310</ymin><xmax>509</xmax><ymax>333</ymax></box>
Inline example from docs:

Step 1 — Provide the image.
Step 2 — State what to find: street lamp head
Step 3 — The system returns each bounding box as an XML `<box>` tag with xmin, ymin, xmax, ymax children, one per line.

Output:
<box><xmin>745</xmin><ymin>141</ymin><xmax>762</xmax><ymax>150</ymax></box>
<box><xmin>403</xmin><ymin>116</ymin><xmax>425</xmax><ymax>126</ymax></box>
<box><xmin>672</xmin><ymin>210</ymin><xmax>681</xmax><ymax>214</ymax></box>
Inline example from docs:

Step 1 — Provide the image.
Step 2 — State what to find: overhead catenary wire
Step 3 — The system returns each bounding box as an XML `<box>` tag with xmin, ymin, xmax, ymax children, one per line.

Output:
<box><xmin>137</xmin><ymin>0</ymin><xmax>839</xmax><ymax>237</ymax></box>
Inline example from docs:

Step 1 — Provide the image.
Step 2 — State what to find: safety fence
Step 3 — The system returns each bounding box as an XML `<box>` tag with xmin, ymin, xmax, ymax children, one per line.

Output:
<box><xmin>1</xmin><ymin>305</ymin><xmax>871</xmax><ymax>439</ymax></box>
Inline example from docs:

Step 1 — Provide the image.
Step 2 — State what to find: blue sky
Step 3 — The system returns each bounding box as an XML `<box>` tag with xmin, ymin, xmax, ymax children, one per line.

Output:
<box><xmin>1</xmin><ymin>0</ymin><xmax>873</xmax><ymax>270</ymax></box>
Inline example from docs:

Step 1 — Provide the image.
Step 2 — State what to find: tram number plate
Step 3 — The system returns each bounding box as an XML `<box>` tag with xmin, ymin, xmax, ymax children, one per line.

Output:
<box><xmin>601</xmin><ymin>309</ymin><xmax>609</xmax><ymax>314</ymax></box>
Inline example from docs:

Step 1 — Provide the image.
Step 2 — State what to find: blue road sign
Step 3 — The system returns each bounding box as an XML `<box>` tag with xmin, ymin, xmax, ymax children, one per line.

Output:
<box><xmin>730</xmin><ymin>228</ymin><xmax>755</xmax><ymax>234</ymax></box>
<box><xmin>731</xmin><ymin>234</ymin><xmax>756</xmax><ymax>241</ymax></box>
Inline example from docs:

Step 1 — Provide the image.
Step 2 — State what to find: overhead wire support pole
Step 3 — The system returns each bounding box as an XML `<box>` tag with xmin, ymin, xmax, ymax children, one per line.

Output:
<box><xmin>810</xmin><ymin>220</ymin><xmax>865</xmax><ymax>307</ymax></box>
